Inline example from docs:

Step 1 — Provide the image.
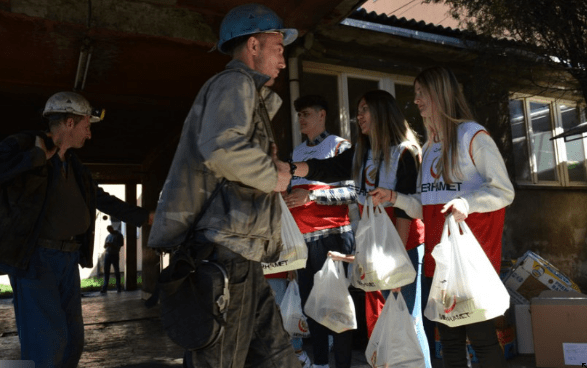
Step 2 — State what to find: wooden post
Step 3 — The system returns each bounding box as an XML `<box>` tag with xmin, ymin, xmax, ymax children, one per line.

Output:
<box><xmin>124</xmin><ymin>183</ymin><xmax>138</xmax><ymax>291</ymax></box>
<box><xmin>141</xmin><ymin>175</ymin><xmax>161</xmax><ymax>298</ymax></box>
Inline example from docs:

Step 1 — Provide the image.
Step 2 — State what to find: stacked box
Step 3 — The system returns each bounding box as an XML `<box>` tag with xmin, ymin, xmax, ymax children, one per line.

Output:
<box><xmin>502</xmin><ymin>251</ymin><xmax>581</xmax><ymax>305</ymax></box>
<box><xmin>531</xmin><ymin>291</ymin><xmax>587</xmax><ymax>367</ymax></box>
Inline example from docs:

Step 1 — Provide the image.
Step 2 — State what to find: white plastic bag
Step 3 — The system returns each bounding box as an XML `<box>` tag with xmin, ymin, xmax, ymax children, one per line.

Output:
<box><xmin>262</xmin><ymin>194</ymin><xmax>308</xmax><ymax>274</ymax></box>
<box><xmin>352</xmin><ymin>197</ymin><xmax>416</xmax><ymax>291</ymax></box>
<box><xmin>280</xmin><ymin>280</ymin><xmax>310</xmax><ymax>338</ymax></box>
<box><xmin>365</xmin><ymin>293</ymin><xmax>426</xmax><ymax>368</ymax></box>
<box><xmin>424</xmin><ymin>215</ymin><xmax>510</xmax><ymax>327</ymax></box>
<box><xmin>304</xmin><ymin>258</ymin><xmax>357</xmax><ymax>333</ymax></box>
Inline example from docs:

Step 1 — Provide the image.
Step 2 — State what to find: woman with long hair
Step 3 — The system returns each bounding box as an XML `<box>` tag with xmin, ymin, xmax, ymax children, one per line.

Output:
<box><xmin>371</xmin><ymin>66</ymin><xmax>515</xmax><ymax>367</ymax></box>
<box><xmin>327</xmin><ymin>90</ymin><xmax>431</xmax><ymax>367</ymax></box>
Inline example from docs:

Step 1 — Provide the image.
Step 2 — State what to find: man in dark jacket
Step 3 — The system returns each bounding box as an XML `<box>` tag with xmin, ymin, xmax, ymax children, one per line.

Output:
<box><xmin>101</xmin><ymin>225</ymin><xmax>125</xmax><ymax>293</ymax></box>
<box><xmin>0</xmin><ymin>91</ymin><xmax>152</xmax><ymax>368</ymax></box>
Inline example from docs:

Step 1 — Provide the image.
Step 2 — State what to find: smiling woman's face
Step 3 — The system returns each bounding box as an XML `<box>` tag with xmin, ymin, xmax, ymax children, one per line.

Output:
<box><xmin>414</xmin><ymin>81</ymin><xmax>433</xmax><ymax>119</ymax></box>
<box><xmin>357</xmin><ymin>98</ymin><xmax>371</xmax><ymax>135</ymax></box>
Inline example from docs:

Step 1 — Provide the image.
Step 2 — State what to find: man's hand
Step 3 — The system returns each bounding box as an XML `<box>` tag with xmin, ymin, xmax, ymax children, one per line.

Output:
<box><xmin>148</xmin><ymin>211</ymin><xmax>155</xmax><ymax>225</ymax></box>
<box><xmin>272</xmin><ymin>143</ymin><xmax>292</xmax><ymax>192</ymax></box>
<box><xmin>282</xmin><ymin>188</ymin><xmax>310</xmax><ymax>208</ymax></box>
<box><xmin>35</xmin><ymin>134</ymin><xmax>58</xmax><ymax>160</ymax></box>
<box><xmin>441</xmin><ymin>198</ymin><xmax>468</xmax><ymax>222</ymax></box>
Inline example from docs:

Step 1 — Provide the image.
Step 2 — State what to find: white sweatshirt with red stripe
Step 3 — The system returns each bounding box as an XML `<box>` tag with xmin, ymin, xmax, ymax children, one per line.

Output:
<box><xmin>394</xmin><ymin>122</ymin><xmax>514</xmax><ymax>277</ymax></box>
<box><xmin>290</xmin><ymin>134</ymin><xmax>354</xmax><ymax>240</ymax></box>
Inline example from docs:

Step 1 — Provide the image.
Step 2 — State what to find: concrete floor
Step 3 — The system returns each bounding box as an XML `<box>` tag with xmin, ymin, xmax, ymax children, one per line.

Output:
<box><xmin>0</xmin><ymin>290</ymin><xmax>538</xmax><ymax>367</ymax></box>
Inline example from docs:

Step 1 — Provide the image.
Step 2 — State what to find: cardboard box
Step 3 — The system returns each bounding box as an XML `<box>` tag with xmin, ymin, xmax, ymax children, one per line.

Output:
<box><xmin>503</xmin><ymin>251</ymin><xmax>581</xmax><ymax>304</ymax></box>
<box><xmin>514</xmin><ymin>304</ymin><xmax>534</xmax><ymax>354</ymax></box>
<box><xmin>531</xmin><ymin>291</ymin><xmax>587</xmax><ymax>367</ymax></box>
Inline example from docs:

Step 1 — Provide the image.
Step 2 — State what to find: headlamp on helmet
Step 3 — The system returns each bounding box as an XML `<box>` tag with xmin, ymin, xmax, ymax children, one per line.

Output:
<box><xmin>43</xmin><ymin>91</ymin><xmax>103</xmax><ymax>123</ymax></box>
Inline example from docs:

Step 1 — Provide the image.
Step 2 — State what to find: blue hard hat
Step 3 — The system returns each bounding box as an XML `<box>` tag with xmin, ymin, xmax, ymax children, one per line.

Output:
<box><xmin>217</xmin><ymin>3</ymin><xmax>298</xmax><ymax>54</ymax></box>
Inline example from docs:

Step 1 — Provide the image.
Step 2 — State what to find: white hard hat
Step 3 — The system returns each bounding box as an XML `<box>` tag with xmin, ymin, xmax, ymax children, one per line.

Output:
<box><xmin>43</xmin><ymin>91</ymin><xmax>103</xmax><ymax>123</ymax></box>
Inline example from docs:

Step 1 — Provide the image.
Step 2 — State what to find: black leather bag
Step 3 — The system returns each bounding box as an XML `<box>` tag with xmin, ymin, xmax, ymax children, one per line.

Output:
<box><xmin>146</xmin><ymin>179</ymin><xmax>229</xmax><ymax>351</ymax></box>
<box><xmin>157</xmin><ymin>245</ymin><xmax>230</xmax><ymax>350</ymax></box>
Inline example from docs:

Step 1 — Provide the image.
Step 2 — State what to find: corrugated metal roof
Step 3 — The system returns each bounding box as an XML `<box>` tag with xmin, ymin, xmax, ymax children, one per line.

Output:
<box><xmin>348</xmin><ymin>7</ymin><xmax>478</xmax><ymax>39</ymax></box>
<box><xmin>344</xmin><ymin>8</ymin><xmax>519</xmax><ymax>48</ymax></box>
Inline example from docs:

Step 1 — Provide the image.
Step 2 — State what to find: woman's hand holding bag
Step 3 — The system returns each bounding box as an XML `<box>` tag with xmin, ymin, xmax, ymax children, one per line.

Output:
<box><xmin>304</xmin><ymin>258</ymin><xmax>357</xmax><ymax>333</ymax></box>
<box><xmin>424</xmin><ymin>214</ymin><xmax>510</xmax><ymax>327</ymax></box>
<box><xmin>352</xmin><ymin>196</ymin><xmax>416</xmax><ymax>291</ymax></box>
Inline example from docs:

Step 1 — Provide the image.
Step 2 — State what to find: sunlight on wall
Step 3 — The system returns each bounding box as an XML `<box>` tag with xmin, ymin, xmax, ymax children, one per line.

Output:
<box><xmin>79</xmin><ymin>184</ymin><xmax>144</xmax><ymax>280</ymax></box>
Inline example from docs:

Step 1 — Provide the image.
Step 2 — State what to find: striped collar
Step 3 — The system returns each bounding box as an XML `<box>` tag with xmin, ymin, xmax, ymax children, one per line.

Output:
<box><xmin>307</xmin><ymin>131</ymin><xmax>330</xmax><ymax>147</ymax></box>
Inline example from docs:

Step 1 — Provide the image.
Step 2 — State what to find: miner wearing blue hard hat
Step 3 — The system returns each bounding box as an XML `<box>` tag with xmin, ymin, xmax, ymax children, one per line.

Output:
<box><xmin>147</xmin><ymin>3</ymin><xmax>302</xmax><ymax>367</ymax></box>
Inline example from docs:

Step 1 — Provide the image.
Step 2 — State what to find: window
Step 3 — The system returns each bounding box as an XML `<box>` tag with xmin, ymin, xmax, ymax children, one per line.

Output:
<box><xmin>509</xmin><ymin>95</ymin><xmax>587</xmax><ymax>187</ymax></box>
<box><xmin>299</xmin><ymin>62</ymin><xmax>424</xmax><ymax>146</ymax></box>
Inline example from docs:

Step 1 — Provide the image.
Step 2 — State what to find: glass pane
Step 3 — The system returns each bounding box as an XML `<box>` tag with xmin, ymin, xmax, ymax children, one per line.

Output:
<box><xmin>300</xmin><ymin>73</ymin><xmax>341</xmax><ymax>136</ymax></box>
<box><xmin>561</xmin><ymin>104</ymin><xmax>587</xmax><ymax>182</ymax></box>
<box><xmin>529</xmin><ymin>102</ymin><xmax>557</xmax><ymax>181</ymax></box>
<box><xmin>395</xmin><ymin>84</ymin><xmax>426</xmax><ymax>144</ymax></box>
<box><xmin>347</xmin><ymin>77</ymin><xmax>379</xmax><ymax>144</ymax></box>
<box><xmin>508</xmin><ymin>100</ymin><xmax>532</xmax><ymax>182</ymax></box>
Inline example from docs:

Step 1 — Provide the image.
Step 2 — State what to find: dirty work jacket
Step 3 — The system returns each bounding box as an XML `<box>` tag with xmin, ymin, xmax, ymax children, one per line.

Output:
<box><xmin>148</xmin><ymin>59</ymin><xmax>283</xmax><ymax>263</ymax></box>
<box><xmin>0</xmin><ymin>131</ymin><xmax>150</xmax><ymax>276</ymax></box>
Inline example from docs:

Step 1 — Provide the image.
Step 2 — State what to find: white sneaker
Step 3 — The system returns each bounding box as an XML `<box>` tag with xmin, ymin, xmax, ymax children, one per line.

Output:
<box><xmin>297</xmin><ymin>351</ymin><xmax>311</xmax><ymax>368</ymax></box>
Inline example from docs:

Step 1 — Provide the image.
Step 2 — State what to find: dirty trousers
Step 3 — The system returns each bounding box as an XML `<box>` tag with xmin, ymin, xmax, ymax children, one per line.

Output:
<box><xmin>184</xmin><ymin>245</ymin><xmax>300</xmax><ymax>368</ymax></box>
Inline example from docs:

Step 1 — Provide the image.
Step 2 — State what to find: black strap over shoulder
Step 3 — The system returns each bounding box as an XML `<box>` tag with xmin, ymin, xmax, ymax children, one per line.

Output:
<box><xmin>145</xmin><ymin>179</ymin><xmax>226</xmax><ymax>308</ymax></box>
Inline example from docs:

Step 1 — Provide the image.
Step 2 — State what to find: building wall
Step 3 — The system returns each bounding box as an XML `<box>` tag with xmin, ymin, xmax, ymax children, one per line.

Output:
<box><xmin>503</xmin><ymin>189</ymin><xmax>587</xmax><ymax>288</ymax></box>
<box><xmin>461</xmin><ymin>74</ymin><xmax>587</xmax><ymax>292</ymax></box>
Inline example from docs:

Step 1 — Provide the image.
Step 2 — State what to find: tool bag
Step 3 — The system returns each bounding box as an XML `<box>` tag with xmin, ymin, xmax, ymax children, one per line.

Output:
<box><xmin>146</xmin><ymin>179</ymin><xmax>230</xmax><ymax>350</ymax></box>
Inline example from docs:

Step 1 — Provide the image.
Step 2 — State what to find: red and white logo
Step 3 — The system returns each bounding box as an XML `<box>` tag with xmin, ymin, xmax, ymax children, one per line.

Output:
<box><xmin>430</xmin><ymin>157</ymin><xmax>441</xmax><ymax>180</ymax></box>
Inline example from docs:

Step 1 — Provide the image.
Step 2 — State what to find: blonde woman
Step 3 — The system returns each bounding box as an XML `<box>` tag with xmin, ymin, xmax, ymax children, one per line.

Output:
<box><xmin>371</xmin><ymin>66</ymin><xmax>514</xmax><ymax>367</ymax></box>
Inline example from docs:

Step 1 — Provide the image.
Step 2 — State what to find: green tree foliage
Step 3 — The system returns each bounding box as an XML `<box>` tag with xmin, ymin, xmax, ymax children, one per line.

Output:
<box><xmin>427</xmin><ymin>0</ymin><xmax>587</xmax><ymax>102</ymax></box>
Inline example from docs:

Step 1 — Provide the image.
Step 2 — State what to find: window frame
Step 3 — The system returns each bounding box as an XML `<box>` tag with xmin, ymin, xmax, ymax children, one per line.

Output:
<box><xmin>302</xmin><ymin>61</ymin><xmax>414</xmax><ymax>141</ymax></box>
<box><xmin>510</xmin><ymin>93</ymin><xmax>587</xmax><ymax>188</ymax></box>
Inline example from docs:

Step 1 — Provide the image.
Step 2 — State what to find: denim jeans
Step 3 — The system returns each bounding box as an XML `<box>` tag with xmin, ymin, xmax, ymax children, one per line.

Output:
<box><xmin>184</xmin><ymin>245</ymin><xmax>298</xmax><ymax>368</ymax></box>
<box><xmin>9</xmin><ymin>248</ymin><xmax>84</xmax><ymax>368</ymax></box>
<box><xmin>102</xmin><ymin>252</ymin><xmax>121</xmax><ymax>291</ymax></box>
<box><xmin>102</xmin><ymin>252</ymin><xmax>121</xmax><ymax>290</ymax></box>
<box><xmin>297</xmin><ymin>232</ymin><xmax>355</xmax><ymax>368</ymax></box>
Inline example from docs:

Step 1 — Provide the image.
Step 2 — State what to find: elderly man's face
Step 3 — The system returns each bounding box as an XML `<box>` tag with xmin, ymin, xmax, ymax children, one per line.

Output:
<box><xmin>67</xmin><ymin>115</ymin><xmax>92</xmax><ymax>149</ymax></box>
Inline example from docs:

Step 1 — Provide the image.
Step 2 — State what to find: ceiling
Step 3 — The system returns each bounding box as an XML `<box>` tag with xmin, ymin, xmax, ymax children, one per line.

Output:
<box><xmin>0</xmin><ymin>0</ymin><xmax>362</xmax><ymax>175</ymax></box>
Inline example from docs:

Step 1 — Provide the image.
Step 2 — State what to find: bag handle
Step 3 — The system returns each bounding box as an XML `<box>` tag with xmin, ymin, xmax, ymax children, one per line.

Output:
<box><xmin>440</xmin><ymin>213</ymin><xmax>454</xmax><ymax>244</ymax></box>
<box><xmin>181</xmin><ymin>178</ymin><xmax>227</xmax><ymax>252</ymax></box>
